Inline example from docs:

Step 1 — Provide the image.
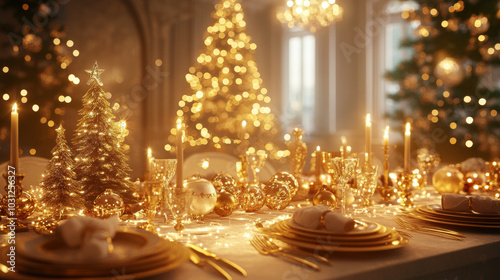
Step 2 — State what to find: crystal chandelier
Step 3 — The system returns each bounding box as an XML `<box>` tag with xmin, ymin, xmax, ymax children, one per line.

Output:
<box><xmin>276</xmin><ymin>0</ymin><xmax>343</xmax><ymax>32</ymax></box>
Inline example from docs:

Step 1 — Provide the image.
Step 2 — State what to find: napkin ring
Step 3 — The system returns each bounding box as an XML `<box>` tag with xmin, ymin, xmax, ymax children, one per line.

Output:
<box><xmin>320</xmin><ymin>210</ymin><xmax>332</xmax><ymax>229</ymax></box>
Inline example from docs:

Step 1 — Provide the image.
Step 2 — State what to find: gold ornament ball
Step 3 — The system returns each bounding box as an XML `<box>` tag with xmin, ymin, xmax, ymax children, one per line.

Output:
<box><xmin>213</xmin><ymin>191</ymin><xmax>237</xmax><ymax>217</ymax></box>
<box><xmin>434</xmin><ymin>57</ymin><xmax>464</xmax><ymax>87</ymax></box>
<box><xmin>432</xmin><ymin>165</ymin><xmax>464</xmax><ymax>194</ymax></box>
<box><xmin>270</xmin><ymin>172</ymin><xmax>299</xmax><ymax>197</ymax></box>
<box><xmin>313</xmin><ymin>190</ymin><xmax>337</xmax><ymax>209</ymax></box>
<box><xmin>184</xmin><ymin>178</ymin><xmax>217</xmax><ymax>216</ymax></box>
<box><xmin>240</xmin><ymin>184</ymin><xmax>265</xmax><ymax>212</ymax></box>
<box><xmin>463</xmin><ymin>172</ymin><xmax>486</xmax><ymax>193</ymax></box>
<box><xmin>263</xmin><ymin>181</ymin><xmax>291</xmax><ymax>210</ymax></box>
<box><xmin>93</xmin><ymin>189</ymin><xmax>125</xmax><ymax>218</ymax></box>
<box><xmin>212</xmin><ymin>173</ymin><xmax>239</xmax><ymax>196</ymax></box>
<box><xmin>2</xmin><ymin>192</ymin><xmax>36</xmax><ymax>221</ymax></box>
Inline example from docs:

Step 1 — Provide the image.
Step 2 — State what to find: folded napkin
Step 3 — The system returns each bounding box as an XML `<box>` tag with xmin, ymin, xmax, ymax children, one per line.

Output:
<box><xmin>57</xmin><ymin>215</ymin><xmax>119</xmax><ymax>262</ymax></box>
<box><xmin>442</xmin><ymin>194</ymin><xmax>500</xmax><ymax>214</ymax></box>
<box><xmin>293</xmin><ymin>205</ymin><xmax>355</xmax><ymax>233</ymax></box>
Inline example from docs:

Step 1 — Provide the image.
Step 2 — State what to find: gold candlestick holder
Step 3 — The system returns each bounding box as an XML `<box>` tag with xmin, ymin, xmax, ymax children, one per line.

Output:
<box><xmin>1</xmin><ymin>172</ymin><xmax>36</xmax><ymax>232</ymax></box>
<box><xmin>395</xmin><ymin>171</ymin><xmax>413</xmax><ymax>207</ymax></box>
<box><xmin>378</xmin><ymin>145</ymin><xmax>393</xmax><ymax>202</ymax></box>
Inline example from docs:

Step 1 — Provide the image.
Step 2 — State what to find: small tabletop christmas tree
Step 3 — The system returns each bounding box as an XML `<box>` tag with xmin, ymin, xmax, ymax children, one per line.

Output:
<box><xmin>73</xmin><ymin>61</ymin><xmax>136</xmax><ymax>208</ymax></box>
<box><xmin>40</xmin><ymin>125</ymin><xmax>84</xmax><ymax>217</ymax></box>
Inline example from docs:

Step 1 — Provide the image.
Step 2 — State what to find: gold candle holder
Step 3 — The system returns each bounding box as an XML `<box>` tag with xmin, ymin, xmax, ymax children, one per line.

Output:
<box><xmin>1</xmin><ymin>172</ymin><xmax>36</xmax><ymax>232</ymax></box>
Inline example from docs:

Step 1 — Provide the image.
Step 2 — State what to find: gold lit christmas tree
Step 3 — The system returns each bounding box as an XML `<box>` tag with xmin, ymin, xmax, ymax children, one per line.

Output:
<box><xmin>40</xmin><ymin>125</ymin><xmax>84</xmax><ymax>217</ymax></box>
<box><xmin>73</xmin><ymin>62</ymin><xmax>136</xmax><ymax>208</ymax></box>
<box><xmin>170</xmin><ymin>0</ymin><xmax>282</xmax><ymax>159</ymax></box>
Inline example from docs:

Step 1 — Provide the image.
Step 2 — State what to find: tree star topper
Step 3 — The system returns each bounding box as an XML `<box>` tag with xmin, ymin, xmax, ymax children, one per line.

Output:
<box><xmin>85</xmin><ymin>61</ymin><xmax>105</xmax><ymax>86</ymax></box>
<box><xmin>55</xmin><ymin>124</ymin><xmax>65</xmax><ymax>135</ymax></box>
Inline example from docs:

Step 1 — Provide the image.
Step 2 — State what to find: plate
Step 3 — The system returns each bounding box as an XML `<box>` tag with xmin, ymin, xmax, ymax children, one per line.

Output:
<box><xmin>411</xmin><ymin>209</ymin><xmax>500</xmax><ymax>229</ymax></box>
<box><xmin>275</xmin><ymin>220</ymin><xmax>392</xmax><ymax>241</ymax></box>
<box><xmin>16</xmin><ymin>229</ymin><xmax>163</xmax><ymax>266</ymax></box>
<box><xmin>286</xmin><ymin>219</ymin><xmax>381</xmax><ymax>236</ymax></box>
<box><xmin>275</xmin><ymin>230</ymin><xmax>409</xmax><ymax>252</ymax></box>
<box><xmin>427</xmin><ymin>204</ymin><xmax>500</xmax><ymax>219</ymax></box>
<box><xmin>415</xmin><ymin>207</ymin><xmax>500</xmax><ymax>225</ymax></box>
<box><xmin>0</xmin><ymin>234</ymin><xmax>190</xmax><ymax>279</ymax></box>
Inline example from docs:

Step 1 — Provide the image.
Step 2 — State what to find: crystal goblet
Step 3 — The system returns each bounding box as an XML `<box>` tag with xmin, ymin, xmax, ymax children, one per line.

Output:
<box><xmin>246</xmin><ymin>150</ymin><xmax>267</xmax><ymax>184</ymax></box>
<box><xmin>332</xmin><ymin>157</ymin><xmax>358</xmax><ymax>214</ymax></box>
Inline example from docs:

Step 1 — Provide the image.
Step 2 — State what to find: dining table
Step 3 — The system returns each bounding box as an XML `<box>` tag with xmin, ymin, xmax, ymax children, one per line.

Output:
<box><xmin>134</xmin><ymin>187</ymin><xmax>500</xmax><ymax>280</ymax></box>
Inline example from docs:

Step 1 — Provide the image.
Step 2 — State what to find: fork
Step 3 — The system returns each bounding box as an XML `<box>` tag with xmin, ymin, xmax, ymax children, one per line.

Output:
<box><xmin>255</xmin><ymin>235</ymin><xmax>332</xmax><ymax>266</ymax></box>
<box><xmin>393</xmin><ymin>217</ymin><xmax>464</xmax><ymax>240</ymax></box>
<box><xmin>250</xmin><ymin>235</ymin><xmax>320</xmax><ymax>270</ymax></box>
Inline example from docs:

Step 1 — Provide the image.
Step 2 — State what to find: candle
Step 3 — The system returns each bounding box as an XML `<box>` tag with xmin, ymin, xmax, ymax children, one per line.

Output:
<box><xmin>404</xmin><ymin>122</ymin><xmax>411</xmax><ymax>172</ymax></box>
<box><xmin>315</xmin><ymin>146</ymin><xmax>321</xmax><ymax>177</ymax></box>
<box><xmin>384</xmin><ymin>125</ymin><xmax>389</xmax><ymax>150</ymax></box>
<box><xmin>365</xmin><ymin>114</ymin><xmax>371</xmax><ymax>164</ymax></box>
<box><xmin>176</xmin><ymin>118</ymin><xmax>184</xmax><ymax>188</ymax></box>
<box><xmin>241</xmin><ymin>120</ymin><xmax>247</xmax><ymax>150</ymax></box>
<box><xmin>10</xmin><ymin>103</ymin><xmax>18</xmax><ymax>170</ymax></box>
<box><xmin>346</xmin><ymin>146</ymin><xmax>351</xmax><ymax>157</ymax></box>
<box><xmin>146</xmin><ymin>147</ymin><xmax>153</xmax><ymax>179</ymax></box>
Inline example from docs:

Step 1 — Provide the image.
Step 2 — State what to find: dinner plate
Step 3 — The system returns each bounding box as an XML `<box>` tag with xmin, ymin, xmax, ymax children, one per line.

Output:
<box><xmin>286</xmin><ymin>219</ymin><xmax>381</xmax><ymax>236</ymax></box>
<box><xmin>274</xmin><ymin>220</ymin><xmax>392</xmax><ymax>241</ymax></box>
<box><xmin>275</xmin><ymin>230</ymin><xmax>409</xmax><ymax>252</ymax></box>
<box><xmin>411</xmin><ymin>209</ymin><xmax>500</xmax><ymax>229</ymax></box>
<box><xmin>0</xmin><ymin>235</ymin><xmax>190</xmax><ymax>279</ymax></box>
<box><xmin>415</xmin><ymin>207</ymin><xmax>500</xmax><ymax>225</ymax></box>
<box><xmin>427</xmin><ymin>204</ymin><xmax>500</xmax><ymax>219</ymax></box>
<box><xmin>16</xmin><ymin>228</ymin><xmax>163</xmax><ymax>266</ymax></box>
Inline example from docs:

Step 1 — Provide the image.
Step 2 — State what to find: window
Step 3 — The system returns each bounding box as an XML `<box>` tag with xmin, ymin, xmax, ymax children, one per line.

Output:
<box><xmin>283</xmin><ymin>29</ymin><xmax>316</xmax><ymax>132</ymax></box>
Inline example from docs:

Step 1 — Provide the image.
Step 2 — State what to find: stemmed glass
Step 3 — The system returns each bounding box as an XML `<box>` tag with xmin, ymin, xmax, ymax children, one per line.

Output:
<box><xmin>332</xmin><ymin>157</ymin><xmax>359</xmax><ymax>214</ymax></box>
<box><xmin>417</xmin><ymin>149</ymin><xmax>440</xmax><ymax>188</ymax></box>
<box><xmin>150</xmin><ymin>159</ymin><xmax>177</xmax><ymax>215</ymax></box>
<box><xmin>143</xmin><ymin>181</ymin><xmax>163</xmax><ymax>232</ymax></box>
<box><xmin>246</xmin><ymin>150</ymin><xmax>267</xmax><ymax>184</ymax></box>
<box><xmin>357</xmin><ymin>165</ymin><xmax>379</xmax><ymax>210</ymax></box>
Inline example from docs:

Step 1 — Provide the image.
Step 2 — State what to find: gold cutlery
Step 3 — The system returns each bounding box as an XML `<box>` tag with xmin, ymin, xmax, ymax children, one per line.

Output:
<box><xmin>189</xmin><ymin>250</ymin><xmax>232</xmax><ymax>280</ymax></box>
<box><xmin>255</xmin><ymin>235</ymin><xmax>332</xmax><ymax>266</ymax></box>
<box><xmin>393</xmin><ymin>217</ymin><xmax>464</xmax><ymax>240</ymax></box>
<box><xmin>250</xmin><ymin>235</ymin><xmax>320</xmax><ymax>271</ymax></box>
<box><xmin>187</xmin><ymin>243</ymin><xmax>247</xmax><ymax>276</ymax></box>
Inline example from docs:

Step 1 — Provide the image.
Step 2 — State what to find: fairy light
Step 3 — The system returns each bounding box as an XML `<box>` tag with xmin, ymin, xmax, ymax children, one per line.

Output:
<box><xmin>276</xmin><ymin>0</ymin><xmax>343</xmax><ymax>32</ymax></box>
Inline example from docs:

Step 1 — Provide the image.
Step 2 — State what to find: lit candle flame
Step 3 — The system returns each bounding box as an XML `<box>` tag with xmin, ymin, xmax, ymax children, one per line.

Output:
<box><xmin>12</xmin><ymin>103</ymin><xmax>17</xmax><ymax>113</ymax></box>
<box><xmin>366</xmin><ymin>114</ymin><xmax>371</xmax><ymax>127</ymax></box>
<box><xmin>405</xmin><ymin>122</ymin><xmax>411</xmax><ymax>135</ymax></box>
<box><xmin>147</xmin><ymin>147</ymin><xmax>152</xmax><ymax>159</ymax></box>
<box><xmin>384</xmin><ymin>125</ymin><xmax>389</xmax><ymax>138</ymax></box>
<box><xmin>242</xmin><ymin>120</ymin><xmax>247</xmax><ymax>128</ymax></box>
<box><xmin>316</xmin><ymin>145</ymin><xmax>320</xmax><ymax>152</ymax></box>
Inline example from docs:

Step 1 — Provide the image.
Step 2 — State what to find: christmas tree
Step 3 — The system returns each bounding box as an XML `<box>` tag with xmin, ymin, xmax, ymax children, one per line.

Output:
<box><xmin>73</xmin><ymin>62</ymin><xmax>136</xmax><ymax>208</ymax></box>
<box><xmin>40</xmin><ymin>125</ymin><xmax>84</xmax><ymax>217</ymax></box>
<box><xmin>386</xmin><ymin>1</ymin><xmax>500</xmax><ymax>162</ymax></box>
<box><xmin>169</xmin><ymin>0</ymin><xmax>283</xmax><ymax>159</ymax></box>
<box><xmin>0</xmin><ymin>1</ymin><xmax>79</xmax><ymax>160</ymax></box>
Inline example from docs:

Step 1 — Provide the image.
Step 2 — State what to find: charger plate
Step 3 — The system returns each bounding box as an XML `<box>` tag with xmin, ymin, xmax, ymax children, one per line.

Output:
<box><xmin>275</xmin><ymin>230</ymin><xmax>408</xmax><ymax>252</ymax></box>
<box><xmin>411</xmin><ymin>206</ymin><xmax>500</xmax><ymax>229</ymax></box>
<box><xmin>427</xmin><ymin>204</ymin><xmax>500</xmax><ymax>220</ymax></box>
<box><xmin>415</xmin><ymin>207</ymin><xmax>500</xmax><ymax>225</ymax></box>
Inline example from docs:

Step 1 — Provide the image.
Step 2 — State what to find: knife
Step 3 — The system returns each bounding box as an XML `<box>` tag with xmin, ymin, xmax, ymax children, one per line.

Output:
<box><xmin>189</xmin><ymin>251</ymin><xmax>232</xmax><ymax>280</ymax></box>
<box><xmin>187</xmin><ymin>243</ymin><xmax>248</xmax><ymax>277</ymax></box>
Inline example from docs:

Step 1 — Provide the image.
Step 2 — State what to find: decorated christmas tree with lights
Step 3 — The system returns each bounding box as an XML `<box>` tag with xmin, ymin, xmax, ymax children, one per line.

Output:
<box><xmin>386</xmin><ymin>0</ymin><xmax>500</xmax><ymax>161</ymax></box>
<box><xmin>0</xmin><ymin>1</ymin><xmax>79</xmax><ymax>161</ymax></box>
<box><xmin>73</xmin><ymin>62</ymin><xmax>136</xmax><ymax>208</ymax></box>
<box><xmin>40</xmin><ymin>124</ymin><xmax>84</xmax><ymax>217</ymax></box>
<box><xmin>171</xmin><ymin>0</ymin><xmax>282</xmax><ymax>159</ymax></box>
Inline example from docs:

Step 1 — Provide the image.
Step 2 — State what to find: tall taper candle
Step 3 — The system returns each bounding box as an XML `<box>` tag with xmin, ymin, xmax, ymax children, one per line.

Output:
<box><xmin>383</xmin><ymin>126</ymin><xmax>389</xmax><ymax>186</ymax></box>
<box><xmin>176</xmin><ymin>118</ymin><xmax>184</xmax><ymax>188</ymax></box>
<box><xmin>146</xmin><ymin>147</ymin><xmax>152</xmax><ymax>180</ymax></box>
<box><xmin>315</xmin><ymin>146</ymin><xmax>321</xmax><ymax>177</ymax></box>
<box><xmin>11</xmin><ymin>103</ymin><xmax>18</xmax><ymax>170</ymax></box>
<box><xmin>404</xmin><ymin>122</ymin><xmax>411</xmax><ymax>172</ymax></box>
<box><xmin>365</xmin><ymin>114</ymin><xmax>371</xmax><ymax>165</ymax></box>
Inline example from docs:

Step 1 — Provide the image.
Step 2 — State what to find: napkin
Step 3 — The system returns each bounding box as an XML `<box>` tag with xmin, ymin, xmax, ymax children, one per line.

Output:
<box><xmin>57</xmin><ymin>215</ymin><xmax>119</xmax><ymax>261</ymax></box>
<box><xmin>293</xmin><ymin>205</ymin><xmax>355</xmax><ymax>233</ymax></box>
<box><xmin>441</xmin><ymin>194</ymin><xmax>500</xmax><ymax>214</ymax></box>
<box><xmin>441</xmin><ymin>193</ymin><xmax>470</xmax><ymax>212</ymax></box>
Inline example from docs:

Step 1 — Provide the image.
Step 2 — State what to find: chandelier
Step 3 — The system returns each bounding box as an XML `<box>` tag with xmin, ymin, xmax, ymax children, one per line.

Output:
<box><xmin>276</xmin><ymin>0</ymin><xmax>343</xmax><ymax>32</ymax></box>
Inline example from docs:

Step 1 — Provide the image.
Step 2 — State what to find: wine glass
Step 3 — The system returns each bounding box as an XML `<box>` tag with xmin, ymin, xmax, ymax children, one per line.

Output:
<box><xmin>150</xmin><ymin>159</ymin><xmax>177</xmax><ymax>214</ymax></box>
<box><xmin>142</xmin><ymin>180</ymin><xmax>163</xmax><ymax>232</ymax></box>
<box><xmin>358</xmin><ymin>165</ymin><xmax>379</xmax><ymax>210</ymax></box>
<box><xmin>246</xmin><ymin>150</ymin><xmax>267</xmax><ymax>184</ymax></box>
<box><xmin>416</xmin><ymin>149</ymin><xmax>440</xmax><ymax>188</ymax></box>
<box><xmin>167</xmin><ymin>181</ymin><xmax>190</xmax><ymax>231</ymax></box>
<box><xmin>332</xmin><ymin>157</ymin><xmax>358</xmax><ymax>214</ymax></box>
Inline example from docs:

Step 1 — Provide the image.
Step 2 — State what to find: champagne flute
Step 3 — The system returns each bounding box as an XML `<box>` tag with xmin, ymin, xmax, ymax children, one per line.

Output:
<box><xmin>150</xmin><ymin>159</ymin><xmax>177</xmax><ymax>215</ymax></box>
<box><xmin>332</xmin><ymin>157</ymin><xmax>358</xmax><ymax>214</ymax></box>
<box><xmin>246</xmin><ymin>150</ymin><xmax>267</xmax><ymax>184</ymax></box>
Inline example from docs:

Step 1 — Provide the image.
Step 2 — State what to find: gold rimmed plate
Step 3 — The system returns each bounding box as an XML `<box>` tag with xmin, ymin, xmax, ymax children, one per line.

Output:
<box><xmin>274</xmin><ymin>230</ymin><xmax>408</xmax><ymax>252</ymax></box>
<box><xmin>410</xmin><ymin>210</ymin><xmax>500</xmax><ymax>229</ymax></box>
<box><xmin>426</xmin><ymin>204</ymin><xmax>500</xmax><ymax>219</ymax></box>
<box><xmin>16</xmin><ymin>229</ymin><xmax>163</xmax><ymax>267</ymax></box>
<box><xmin>415</xmin><ymin>207</ymin><xmax>500</xmax><ymax>225</ymax></box>
<box><xmin>286</xmin><ymin>219</ymin><xmax>381</xmax><ymax>236</ymax></box>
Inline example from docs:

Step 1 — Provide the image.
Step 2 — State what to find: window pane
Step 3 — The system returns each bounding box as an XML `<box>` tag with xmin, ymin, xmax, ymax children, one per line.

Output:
<box><xmin>302</xmin><ymin>35</ymin><xmax>315</xmax><ymax>130</ymax></box>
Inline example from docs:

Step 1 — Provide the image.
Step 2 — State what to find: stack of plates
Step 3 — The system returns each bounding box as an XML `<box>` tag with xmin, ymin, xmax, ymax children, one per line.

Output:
<box><xmin>0</xmin><ymin>228</ymin><xmax>190</xmax><ymax>280</ymax></box>
<box><xmin>261</xmin><ymin>219</ymin><xmax>408</xmax><ymax>252</ymax></box>
<box><xmin>411</xmin><ymin>204</ymin><xmax>500</xmax><ymax>228</ymax></box>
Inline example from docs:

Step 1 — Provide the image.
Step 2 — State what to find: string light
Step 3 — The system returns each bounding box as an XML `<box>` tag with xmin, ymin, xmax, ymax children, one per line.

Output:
<box><xmin>276</xmin><ymin>0</ymin><xmax>343</xmax><ymax>32</ymax></box>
